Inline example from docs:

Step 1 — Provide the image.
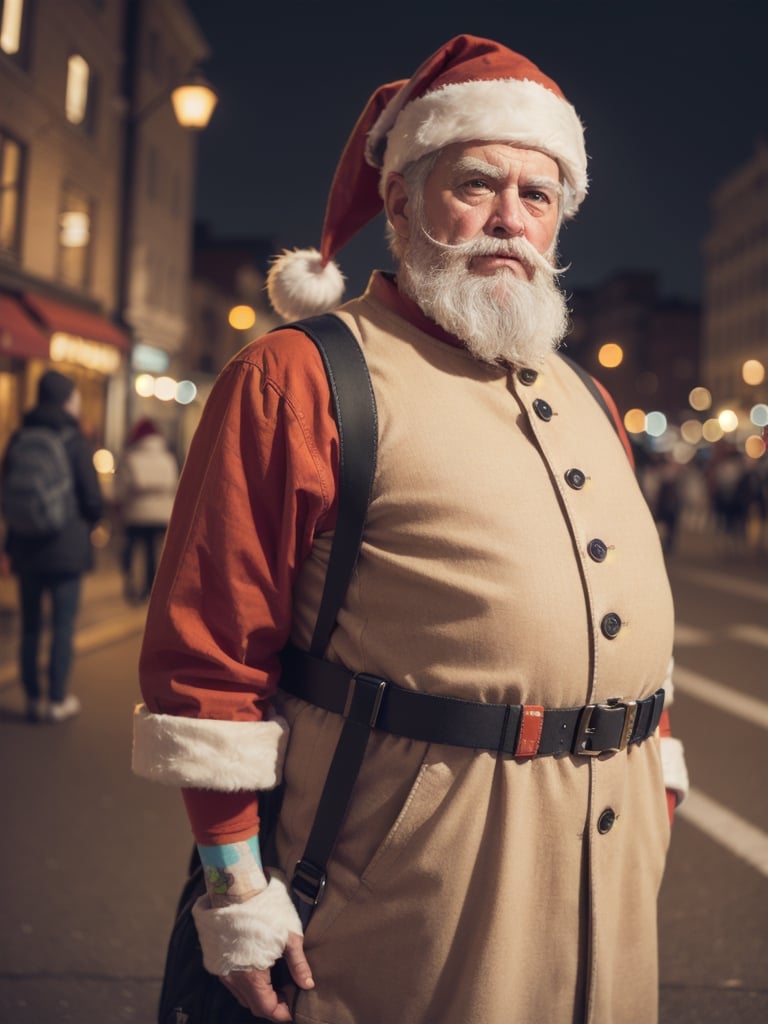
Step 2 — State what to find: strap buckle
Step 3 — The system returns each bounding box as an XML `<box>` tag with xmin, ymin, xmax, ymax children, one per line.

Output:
<box><xmin>343</xmin><ymin>672</ymin><xmax>387</xmax><ymax>727</ymax></box>
<box><xmin>291</xmin><ymin>857</ymin><xmax>327</xmax><ymax>908</ymax></box>
<box><xmin>574</xmin><ymin>698</ymin><xmax>638</xmax><ymax>756</ymax></box>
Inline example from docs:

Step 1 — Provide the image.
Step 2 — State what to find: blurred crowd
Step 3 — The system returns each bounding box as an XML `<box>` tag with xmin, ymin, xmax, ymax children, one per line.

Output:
<box><xmin>636</xmin><ymin>442</ymin><xmax>768</xmax><ymax>556</ymax></box>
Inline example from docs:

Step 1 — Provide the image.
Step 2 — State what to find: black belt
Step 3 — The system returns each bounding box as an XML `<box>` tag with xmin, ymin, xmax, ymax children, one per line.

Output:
<box><xmin>279</xmin><ymin>644</ymin><xmax>665</xmax><ymax>758</ymax></box>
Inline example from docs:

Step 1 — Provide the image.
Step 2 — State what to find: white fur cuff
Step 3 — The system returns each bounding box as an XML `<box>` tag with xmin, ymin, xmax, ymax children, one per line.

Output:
<box><xmin>660</xmin><ymin>736</ymin><xmax>689</xmax><ymax>806</ymax></box>
<box><xmin>192</xmin><ymin>872</ymin><xmax>303</xmax><ymax>975</ymax></box>
<box><xmin>131</xmin><ymin>704</ymin><xmax>289</xmax><ymax>790</ymax></box>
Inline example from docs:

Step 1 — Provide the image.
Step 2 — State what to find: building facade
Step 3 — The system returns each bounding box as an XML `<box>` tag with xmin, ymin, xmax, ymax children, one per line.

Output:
<box><xmin>567</xmin><ymin>271</ymin><xmax>701</xmax><ymax>426</ymax></box>
<box><xmin>702</xmin><ymin>140</ymin><xmax>768</xmax><ymax>417</ymax></box>
<box><xmin>184</xmin><ymin>228</ymin><xmax>282</xmax><ymax>452</ymax></box>
<box><xmin>0</xmin><ymin>0</ymin><xmax>210</xmax><ymax>466</ymax></box>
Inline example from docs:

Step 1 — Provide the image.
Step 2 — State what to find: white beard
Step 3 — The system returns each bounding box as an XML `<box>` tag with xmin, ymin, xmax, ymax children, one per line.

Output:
<box><xmin>397</xmin><ymin>222</ymin><xmax>570</xmax><ymax>369</ymax></box>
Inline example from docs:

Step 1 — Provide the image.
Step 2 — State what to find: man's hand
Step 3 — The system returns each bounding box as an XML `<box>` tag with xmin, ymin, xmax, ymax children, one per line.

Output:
<box><xmin>220</xmin><ymin>931</ymin><xmax>314</xmax><ymax>1021</ymax></box>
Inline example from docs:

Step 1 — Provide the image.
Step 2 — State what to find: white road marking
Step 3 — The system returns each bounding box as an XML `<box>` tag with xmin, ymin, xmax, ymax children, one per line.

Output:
<box><xmin>728</xmin><ymin>624</ymin><xmax>768</xmax><ymax>649</ymax></box>
<box><xmin>671</xmin><ymin>567</ymin><xmax>768</xmax><ymax>603</ymax></box>
<box><xmin>672</xmin><ymin>664</ymin><xmax>768</xmax><ymax>729</ymax></box>
<box><xmin>678</xmin><ymin>787</ymin><xmax>768</xmax><ymax>879</ymax></box>
<box><xmin>673</xmin><ymin>622</ymin><xmax>711</xmax><ymax>646</ymax></box>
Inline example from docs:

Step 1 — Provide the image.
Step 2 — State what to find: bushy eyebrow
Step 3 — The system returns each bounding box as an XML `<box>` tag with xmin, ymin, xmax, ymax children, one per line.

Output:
<box><xmin>452</xmin><ymin>157</ymin><xmax>505</xmax><ymax>181</ymax></box>
<box><xmin>526</xmin><ymin>175</ymin><xmax>563</xmax><ymax>199</ymax></box>
<box><xmin>451</xmin><ymin>158</ymin><xmax>563</xmax><ymax>199</ymax></box>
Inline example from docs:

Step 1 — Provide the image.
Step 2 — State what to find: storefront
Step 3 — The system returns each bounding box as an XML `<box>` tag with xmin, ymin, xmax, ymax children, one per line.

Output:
<box><xmin>0</xmin><ymin>289</ymin><xmax>130</xmax><ymax>457</ymax></box>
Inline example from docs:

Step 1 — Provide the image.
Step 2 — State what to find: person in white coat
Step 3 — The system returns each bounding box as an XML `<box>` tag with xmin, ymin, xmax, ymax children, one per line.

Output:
<box><xmin>114</xmin><ymin>418</ymin><xmax>179</xmax><ymax>602</ymax></box>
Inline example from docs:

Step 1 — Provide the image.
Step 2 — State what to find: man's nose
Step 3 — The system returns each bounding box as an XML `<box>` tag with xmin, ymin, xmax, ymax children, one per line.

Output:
<box><xmin>488</xmin><ymin>191</ymin><xmax>525</xmax><ymax>238</ymax></box>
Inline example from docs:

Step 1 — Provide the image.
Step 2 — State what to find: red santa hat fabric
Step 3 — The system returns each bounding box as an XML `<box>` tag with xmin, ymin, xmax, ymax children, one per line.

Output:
<box><xmin>267</xmin><ymin>34</ymin><xmax>587</xmax><ymax>320</ymax></box>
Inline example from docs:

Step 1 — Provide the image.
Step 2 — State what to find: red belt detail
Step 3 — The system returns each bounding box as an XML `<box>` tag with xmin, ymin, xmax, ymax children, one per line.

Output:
<box><xmin>515</xmin><ymin>705</ymin><xmax>544</xmax><ymax>757</ymax></box>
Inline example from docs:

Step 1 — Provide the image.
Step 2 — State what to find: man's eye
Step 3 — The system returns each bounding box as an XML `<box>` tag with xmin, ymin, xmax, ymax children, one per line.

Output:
<box><xmin>463</xmin><ymin>178</ymin><xmax>491</xmax><ymax>191</ymax></box>
<box><xmin>525</xmin><ymin>190</ymin><xmax>550</xmax><ymax>203</ymax></box>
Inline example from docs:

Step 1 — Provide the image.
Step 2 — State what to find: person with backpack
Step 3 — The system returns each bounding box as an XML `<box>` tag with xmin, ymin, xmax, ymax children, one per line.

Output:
<box><xmin>132</xmin><ymin>35</ymin><xmax>690</xmax><ymax>1024</ymax></box>
<box><xmin>1</xmin><ymin>369</ymin><xmax>103</xmax><ymax>722</ymax></box>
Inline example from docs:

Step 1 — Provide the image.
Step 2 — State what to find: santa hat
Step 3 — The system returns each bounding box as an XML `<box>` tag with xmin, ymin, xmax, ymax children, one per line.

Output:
<box><xmin>267</xmin><ymin>34</ymin><xmax>588</xmax><ymax>320</ymax></box>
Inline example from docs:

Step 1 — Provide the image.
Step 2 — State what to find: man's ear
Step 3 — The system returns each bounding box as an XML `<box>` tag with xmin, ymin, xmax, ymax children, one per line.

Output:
<box><xmin>384</xmin><ymin>172</ymin><xmax>410</xmax><ymax>239</ymax></box>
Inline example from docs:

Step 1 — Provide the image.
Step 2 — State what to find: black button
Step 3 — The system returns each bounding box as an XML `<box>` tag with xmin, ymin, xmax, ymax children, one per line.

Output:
<box><xmin>588</xmin><ymin>538</ymin><xmax>608</xmax><ymax>562</ymax></box>
<box><xmin>601</xmin><ymin>613</ymin><xmax>622</xmax><ymax>639</ymax></box>
<box><xmin>597</xmin><ymin>808</ymin><xmax>616</xmax><ymax>834</ymax></box>
<box><xmin>533</xmin><ymin>398</ymin><xmax>552</xmax><ymax>421</ymax></box>
<box><xmin>565</xmin><ymin>468</ymin><xmax>586</xmax><ymax>490</ymax></box>
<box><xmin>518</xmin><ymin>368</ymin><xmax>538</xmax><ymax>385</ymax></box>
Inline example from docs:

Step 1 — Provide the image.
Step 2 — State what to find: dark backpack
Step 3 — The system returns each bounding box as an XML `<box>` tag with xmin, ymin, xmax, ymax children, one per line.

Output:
<box><xmin>2</xmin><ymin>425</ymin><xmax>78</xmax><ymax>536</ymax></box>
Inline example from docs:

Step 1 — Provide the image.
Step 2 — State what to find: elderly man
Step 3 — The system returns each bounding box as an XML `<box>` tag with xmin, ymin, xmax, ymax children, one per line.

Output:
<box><xmin>133</xmin><ymin>35</ymin><xmax>688</xmax><ymax>1024</ymax></box>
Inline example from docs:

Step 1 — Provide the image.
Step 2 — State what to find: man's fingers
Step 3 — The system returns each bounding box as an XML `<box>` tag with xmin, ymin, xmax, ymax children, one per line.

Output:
<box><xmin>284</xmin><ymin>931</ymin><xmax>315</xmax><ymax>989</ymax></box>
<box><xmin>221</xmin><ymin>968</ymin><xmax>293</xmax><ymax>1022</ymax></box>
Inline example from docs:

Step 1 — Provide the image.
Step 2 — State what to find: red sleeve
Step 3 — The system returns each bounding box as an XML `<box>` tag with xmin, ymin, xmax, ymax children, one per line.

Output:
<box><xmin>139</xmin><ymin>328</ymin><xmax>340</xmax><ymax>842</ymax></box>
<box><xmin>182</xmin><ymin>789</ymin><xmax>262</xmax><ymax>845</ymax></box>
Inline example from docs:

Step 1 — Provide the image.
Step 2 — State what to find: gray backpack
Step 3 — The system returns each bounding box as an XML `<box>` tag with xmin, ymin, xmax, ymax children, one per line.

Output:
<box><xmin>2</xmin><ymin>425</ymin><xmax>78</xmax><ymax>536</ymax></box>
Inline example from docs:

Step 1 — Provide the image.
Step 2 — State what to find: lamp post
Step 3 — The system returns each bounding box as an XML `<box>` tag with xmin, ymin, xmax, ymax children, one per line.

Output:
<box><xmin>116</xmin><ymin>0</ymin><xmax>217</xmax><ymax>446</ymax></box>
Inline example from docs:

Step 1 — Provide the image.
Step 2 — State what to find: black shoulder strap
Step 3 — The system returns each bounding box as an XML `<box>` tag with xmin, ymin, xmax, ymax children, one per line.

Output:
<box><xmin>283</xmin><ymin>313</ymin><xmax>378</xmax><ymax>656</ymax></box>
<box><xmin>270</xmin><ymin>313</ymin><xmax>377</xmax><ymax>931</ymax></box>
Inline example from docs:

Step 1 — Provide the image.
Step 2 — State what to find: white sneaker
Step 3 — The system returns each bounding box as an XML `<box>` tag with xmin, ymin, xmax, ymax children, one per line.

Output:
<box><xmin>49</xmin><ymin>695</ymin><xmax>81</xmax><ymax>722</ymax></box>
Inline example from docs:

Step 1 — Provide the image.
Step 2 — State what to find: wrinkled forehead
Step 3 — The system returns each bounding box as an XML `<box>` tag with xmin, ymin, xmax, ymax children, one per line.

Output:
<box><xmin>432</xmin><ymin>141</ymin><xmax>562</xmax><ymax>184</ymax></box>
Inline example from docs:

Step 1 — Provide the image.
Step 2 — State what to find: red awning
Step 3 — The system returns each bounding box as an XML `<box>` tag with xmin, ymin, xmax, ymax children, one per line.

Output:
<box><xmin>0</xmin><ymin>293</ymin><xmax>51</xmax><ymax>359</ymax></box>
<box><xmin>23</xmin><ymin>292</ymin><xmax>130</xmax><ymax>352</ymax></box>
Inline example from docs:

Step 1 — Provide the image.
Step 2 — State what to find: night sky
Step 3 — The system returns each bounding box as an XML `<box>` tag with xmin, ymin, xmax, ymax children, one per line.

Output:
<box><xmin>184</xmin><ymin>2</ymin><xmax>768</xmax><ymax>305</ymax></box>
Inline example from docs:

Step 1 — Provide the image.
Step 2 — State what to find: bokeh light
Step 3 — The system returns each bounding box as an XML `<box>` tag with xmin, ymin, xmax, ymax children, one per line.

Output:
<box><xmin>93</xmin><ymin>448</ymin><xmax>114</xmax><ymax>474</ymax></box>
<box><xmin>717</xmin><ymin>408</ymin><xmax>739</xmax><ymax>433</ymax></box>
<box><xmin>702</xmin><ymin>418</ymin><xmax>724</xmax><ymax>442</ymax></box>
<box><xmin>624</xmin><ymin>408</ymin><xmax>646</xmax><ymax>434</ymax></box>
<box><xmin>688</xmin><ymin>386</ymin><xmax>712</xmax><ymax>412</ymax></box>
<box><xmin>742</xmin><ymin>359</ymin><xmax>765</xmax><ymax>386</ymax></box>
<box><xmin>744</xmin><ymin>434</ymin><xmax>766</xmax><ymax>459</ymax></box>
<box><xmin>228</xmin><ymin>304</ymin><xmax>256</xmax><ymax>330</ymax></box>
<box><xmin>645</xmin><ymin>411</ymin><xmax>667</xmax><ymax>437</ymax></box>
<box><xmin>680</xmin><ymin>419</ymin><xmax>703</xmax><ymax>445</ymax></box>
<box><xmin>598</xmin><ymin>342</ymin><xmax>623</xmax><ymax>368</ymax></box>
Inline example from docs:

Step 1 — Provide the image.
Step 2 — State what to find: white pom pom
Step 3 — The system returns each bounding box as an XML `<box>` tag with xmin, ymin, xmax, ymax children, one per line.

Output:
<box><xmin>266</xmin><ymin>247</ymin><xmax>346</xmax><ymax>320</ymax></box>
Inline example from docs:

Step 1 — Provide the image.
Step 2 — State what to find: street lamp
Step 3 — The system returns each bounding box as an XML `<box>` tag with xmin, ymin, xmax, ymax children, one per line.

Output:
<box><xmin>170</xmin><ymin>71</ymin><xmax>219</xmax><ymax>129</ymax></box>
<box><xmin>116</xmin><ymin>61</ymin><xmax>217</xmax><ymax>442</ymax></box>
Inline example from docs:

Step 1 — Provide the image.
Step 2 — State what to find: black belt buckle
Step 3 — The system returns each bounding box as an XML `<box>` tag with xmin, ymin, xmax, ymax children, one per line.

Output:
<box><xmin>574</xmin><ymin>697</ymin><xmax>638</xmax><ymax>756</ymax></box>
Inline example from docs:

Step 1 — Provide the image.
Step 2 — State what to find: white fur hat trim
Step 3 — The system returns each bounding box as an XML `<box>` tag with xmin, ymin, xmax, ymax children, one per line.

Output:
<box><xmin>374</xmin><ymin>77</ymin><xmax>587</xmax><ymax>218</ymax></box>
<box><xmin>266</xmin><ymin>247</ymin><xmax>346</xmax><ymax>320</ymax></box>
<box><xmin>131</xmin><ymin>704</ymin><xmax>288</xmax><ymax>791</ymax></box>
<box><xmin>660</xmin><ymin>736</ymin><xmax>689</xmax><ymax>806</ymax></box>
<box><xmin>192</xmin><ymin>871</ymin><xmax>303</xmax><ymax>975</ymax></box>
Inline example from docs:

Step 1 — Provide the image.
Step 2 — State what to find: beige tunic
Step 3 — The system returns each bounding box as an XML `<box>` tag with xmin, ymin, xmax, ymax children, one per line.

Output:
<box><xmin>276</xmin><ymin>289</ymin><xmax>674</xmax><ymax>1024</ymax></box>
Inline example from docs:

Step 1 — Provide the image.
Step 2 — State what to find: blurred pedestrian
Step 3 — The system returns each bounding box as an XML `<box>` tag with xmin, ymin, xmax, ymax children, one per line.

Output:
<box><xmin>114</xmin><ymin>417</ymin><xmax>179</xmax><ymax>603</ymax></box>
<box><xmin>1</xmin><ymin>370</ymin><xmax>103</xmax><ymax>722</ymax></box>
<box><xmin>655</xmin><ymin>456</ymin><xmax>682</xmax><ymax>554</ymax></box>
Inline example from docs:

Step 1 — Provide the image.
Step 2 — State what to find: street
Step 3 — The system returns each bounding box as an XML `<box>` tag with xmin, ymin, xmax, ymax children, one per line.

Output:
<box><xmin>0</xmin><ymin>528</ymin><xmax>766</xmax><ymax>1023</ymax></box>
<box><xmin>658</xmin><ymin>531</ymin><xmax>768</xmax><ymax>1022</ymax></box>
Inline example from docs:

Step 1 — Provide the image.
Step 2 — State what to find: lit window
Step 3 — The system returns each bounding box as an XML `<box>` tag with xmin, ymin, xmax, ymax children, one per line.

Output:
<box><xmin>65</xmin><ymin>54</ymin><xmax>90</xmax><ymax>125</ymax></box>
<box><xmin>0</xmin><ymin>131</ymin><xmax>23</xmax><ymax>255</ymax></box>
<box><xmin>58</xmin><ymin>185</ymin><xmax>92</xmax><ymax>287</ymax></box>
<box><xmin>0</xmin><ymin>0</ymin><xmax>24</xmax><ymax>55</ymax></box>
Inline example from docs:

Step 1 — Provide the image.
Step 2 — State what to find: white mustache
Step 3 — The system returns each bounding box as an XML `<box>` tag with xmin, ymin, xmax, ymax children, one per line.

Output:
<box><xmin>418</xmin><ymin>227</ymin><xmax>567</xmax><ymax>279</ymax></box>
